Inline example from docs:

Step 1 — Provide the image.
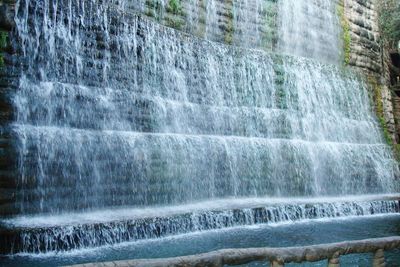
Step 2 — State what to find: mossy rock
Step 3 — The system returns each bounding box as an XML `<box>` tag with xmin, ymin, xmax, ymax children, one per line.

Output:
<box><xmin>165</xmin><ymin>16</ymin><xmax>185</xmax><ymax>30</ymax></box>
<box><xmin>167</xmin><ymin>0</ymin><xmax>183</xmax><ymax>15</ymax></box>
<box><xmin>337</xmin><ymin>1</ymin><xmax>351</xmax><ymax>65</ymax></box>
<box><xmin>0</xmin><ymin>31</ymin><xmax>8</xmax><ymax>49</ymax></box>
<box><xmin>0</xmin><ymin>31</ymin><xmax>8</xmax><ymax>68</ymax></box>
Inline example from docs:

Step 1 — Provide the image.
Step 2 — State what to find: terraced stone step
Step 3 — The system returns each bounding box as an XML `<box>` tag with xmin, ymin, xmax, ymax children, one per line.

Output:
<box><xmin>1</xmin><ymin>196</ymin><xmax>399</xmax><ymax>255</ymax></box>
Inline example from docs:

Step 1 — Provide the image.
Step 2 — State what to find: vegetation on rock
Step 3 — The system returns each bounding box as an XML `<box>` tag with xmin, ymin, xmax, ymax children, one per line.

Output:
<box><xmin>337</xmin><ymin>1</ymin><xmax>351</xmax><ymax>65</ymax></box>
<box><xmin>167</xmin><ymin>0</ymin><xmax>182</xmax><ymax>15</ymax></box>
<box><xmin>0</xmin><ymin>31</ymin><xmax>8</xmax><ymax>67</ymax></box>
<box><xmin>379</xmin><ymin>0</ymin><xmax>400</xmax><ymax>50</ymax></box>
<box><xmin>379</xmin><ymin>0</ymin><xmax>400</xmax><ymax>159</ymax></box>
<box><xmin>368</xmin><ymin>75</ymin><xmax>400</xmax><ymax>161</ymax></box>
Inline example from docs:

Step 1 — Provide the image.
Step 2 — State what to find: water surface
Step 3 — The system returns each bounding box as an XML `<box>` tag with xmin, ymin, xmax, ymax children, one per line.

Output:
<box><xmin>2</xmin><ymin>215</ymin><xmax>400</xmax><ymax>266</ymax></box>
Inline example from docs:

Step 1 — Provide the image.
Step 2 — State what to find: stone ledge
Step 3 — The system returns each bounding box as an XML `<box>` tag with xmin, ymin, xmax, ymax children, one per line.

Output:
<box><xmin>64</xmin><ymin>236</ymin><xmax>400</xmax><ymax>267</ymax></box>
<box><xmin>1</xmin><ymin>198</ymin><xmax>399</xmax><ymax>255</ymax></box>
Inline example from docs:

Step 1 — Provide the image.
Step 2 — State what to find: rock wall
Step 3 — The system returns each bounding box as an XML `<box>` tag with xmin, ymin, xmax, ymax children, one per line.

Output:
<box><xmin>126</xmin><ymin>0</ymin><xmax>278</xmax><ymax>50</ymax></box>
<box><xmin>344</xmin><ymin>0</ymin><xmax>397</xmax><ymax>143</ymax></box>
<box><xmin>127</xmin><ymin>0</ymin><xmax>342</xmax><ymax>63</ymax></box>
<box><xmin>393</xmin><ymin>92</ymin><xmax>400</xmax><ymax>141</ymax></box>
<box><xmin>344</xmin><ymin>0</ymin><xmax>381</xmax><ymax>73</ymax></box>
<box><xmin>0</xmin><ymin>1</ymin><xmax>19</xmax><ymax>216</ymax></box>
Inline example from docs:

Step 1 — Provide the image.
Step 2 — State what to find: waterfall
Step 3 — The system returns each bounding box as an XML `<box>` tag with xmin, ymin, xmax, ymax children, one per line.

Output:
<box><xmin>9</xmin><ymin>0</ymin><xmax>397</xmax><ymax>214</ymax></box>
<box><xmin>125</xmin><ymin>0</ymin><xmax>341</xmax><ymax>61</ymax></box>
<box><xmin>277</xmin><ymin>0</ymin><xmax>342</xmax><ymax>63</ymax></box>
<box><xmin>232</xmin><ymin>0</ymin><xmax>264</xmax><ymax>48</ymax></box>
<box><xmin>0</xmin><ymin>0</ymin><xmax>398</xmax><ymax>256</ymax></box>
<box><xmin>2</xmin><ymin>198</ymin><xmax>400</xmax><ymax>254</ymax></box>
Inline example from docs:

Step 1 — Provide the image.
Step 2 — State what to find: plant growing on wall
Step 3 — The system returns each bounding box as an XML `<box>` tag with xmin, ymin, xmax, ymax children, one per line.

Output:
<box><xmin>368</xmin><ymin>75</ymin><xmax>399</xmax><ymax>159</ymax></box>
<box><xmin>167</xmin><ymin>0</ymin><xmax>182</xmax><ymax>15</ymax></box>
<box><xmin>337</xmin><ymin>1</ymin><xmax>351</xmax><ymax>65</ymax></box>
<box><xmin>379</xmin><ymin>0</ymin><xmax>400</xmax><ymax>50</ymax></box>
<box><xmin>145</xmin><ymin>0</ymin><xmax>163</xmax><ymax>20</ymax></box>
<box><xmin>165</xmin><ymin>0</ymin><xmax>185</xmax><ymax>29</ymax></box>
<box><xmin>0</xmin><ymin>31</ymin><xmax>8</xmax><ymax>67</ymax></box>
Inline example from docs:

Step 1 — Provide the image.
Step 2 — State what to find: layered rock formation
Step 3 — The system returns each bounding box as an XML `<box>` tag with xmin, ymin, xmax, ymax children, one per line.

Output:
<box><xmin>0</xmin><ymin>1</ymin><xmax>19</xmax><ymax>216</ymax></box>
<box><xmin>344</xmin><ymin>0</ymin><xmax>396</xmax><ymax>142</ymax></box>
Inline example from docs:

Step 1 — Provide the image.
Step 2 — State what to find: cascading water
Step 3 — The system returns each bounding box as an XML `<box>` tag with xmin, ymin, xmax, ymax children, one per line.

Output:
<box><xmin>1</xmin><ymin>197</ymin><xmax>399</xmax><ymax>254</ymax></box>
<box><xmin>127</xmin><ymin>0</ymin><xmax>340</xmax><ymax>60</ymax></box>
<box><xmin>232</xmin><ymin>0</ymin><xmax>264</xmax><ymax>48</ymax></box>
<box><xmin>277</xmin><ymin>0</ymin><xmax>342</xmax><ymax>63</ymax></box>
<box><xmin>0</xmin><ymin>0</ymin><xmax>399</xmax><ymax>256</ymax></box>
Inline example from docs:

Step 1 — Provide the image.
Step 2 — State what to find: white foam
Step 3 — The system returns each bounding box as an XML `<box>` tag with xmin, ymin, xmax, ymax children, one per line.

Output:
<box><xmin>9</xmin><ymin>213</ymin><xmax>400</xmax><ymax>259</ymax></box>
<box><xmin>3</xmin><ymin>194</ymin><xmax>399</xmax><ymax>228</ymax></box>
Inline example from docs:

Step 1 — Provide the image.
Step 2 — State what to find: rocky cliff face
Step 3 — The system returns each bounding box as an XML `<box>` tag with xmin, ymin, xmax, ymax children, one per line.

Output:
<box><xmin>118</xmin><ymin>0</ymin><xmax>278</xmax><ymax>49</ymax></box>
<box><xmin>344</xmin><ymin>0</ymin><xmax>396</xmax><ymax>143</ymax></box>
<box><xmin>0</xmin><ymin>1</ymin><xmax>19</xmax><ymax>216</ymax></box>
<box><xmin>345</xmin><ymin>0</ymin><xmax>381</xmax><ymax>73</ymax></box>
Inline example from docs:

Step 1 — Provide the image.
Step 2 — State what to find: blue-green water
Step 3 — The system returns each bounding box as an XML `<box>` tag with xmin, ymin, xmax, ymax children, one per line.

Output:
<box><xmin>2</xmin><ymin>215</ymin><xmax>400</xmax><ymax>266</ymax></box>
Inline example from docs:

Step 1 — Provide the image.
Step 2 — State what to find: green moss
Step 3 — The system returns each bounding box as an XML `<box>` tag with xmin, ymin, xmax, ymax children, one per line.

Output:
<box><xmin>379</xmin><ymin>116</ymin><xmax>393</xmax><ymax>146</ymax></box>
<box><xmin>164</xmin><ymin>0</ymin><xmax>185</xmax><ymax>29</ymax></box>
<box><xmin>0</xmin><ymin>31</ymin><xmax>7</xmax><ymax>49</ymax></box>
<box><xmin>395</xmin><ymin>144</ymin><xmax>400</xmax><ymax>161</ymax></box>
<box><xmin>165</xmin><ymin>16</ymin><xmax>184</xmax><ymax>30</ymax></box>
<box><xmin>167</xmin><ymin>0</ymin><xmax>182</xmax><ymax>15</ymax></box>
<box><xmin>379</xmin><ymin>0</ymin><xmax>400</xmax><ymax>49</ymax></box>
<box><xmin>0</xmin><ymin>31</ymin><xmax>8</xmax><ymax>68</ymax></box>
<box><xmin>272</xmin><ymin>56</ymin><xmax>289</xmax><ymax>109</ymax></box>
<box><xmin>337</xmin><ymin>1</ymin><xmax>351</xmax><ymax>65</ymax></box>
<box><xmin>369</xmin><ymin>77</ymin><xmax>396</xmax><ymax>151</ymax></box>
<box><xmin>263</xmin><ymin>1</ymin><xmax>278</xmax><ymax>50</ymax></box>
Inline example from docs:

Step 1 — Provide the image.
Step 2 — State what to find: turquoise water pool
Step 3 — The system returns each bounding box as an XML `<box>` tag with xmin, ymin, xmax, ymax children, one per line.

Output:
<box><xmin>2</xmin><ymin>214</ymin><xmax>400</xmax><ymax>266</ymax></box>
